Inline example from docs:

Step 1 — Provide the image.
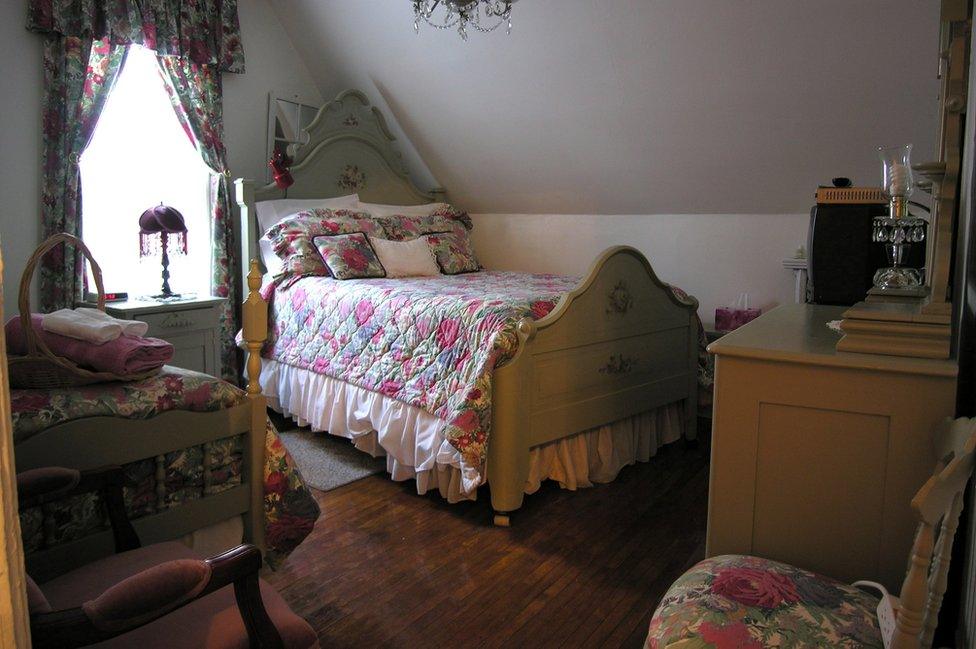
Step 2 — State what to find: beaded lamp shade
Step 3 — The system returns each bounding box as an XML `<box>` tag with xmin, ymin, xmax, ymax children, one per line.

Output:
<box><xmin>138</xmin><ymin>204</ymin><xmax>188</xmax><ymax>298</ymax></box>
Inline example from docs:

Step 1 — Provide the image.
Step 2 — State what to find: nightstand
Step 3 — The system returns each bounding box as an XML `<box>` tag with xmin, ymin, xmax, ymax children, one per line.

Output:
<box><xmin>76</xmin><ymin>296</ymin><xmax>227</xmax><ymax>376</ymax></box>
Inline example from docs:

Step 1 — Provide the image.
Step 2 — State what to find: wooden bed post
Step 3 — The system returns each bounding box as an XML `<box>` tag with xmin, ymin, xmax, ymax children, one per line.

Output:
<box><xmin>242</xmin><ymin>260</ymin><xmax>268</xmax><ymax>552</ymax></box>
<box><xmin>487</xmin><ymin>319</ymin><xmax>536</xmax><ymax>527</ymax></box>
<box><xmin>234</xmin><ymin>178</ymin><xmax>260</xmax><ymax>306</ymax></box>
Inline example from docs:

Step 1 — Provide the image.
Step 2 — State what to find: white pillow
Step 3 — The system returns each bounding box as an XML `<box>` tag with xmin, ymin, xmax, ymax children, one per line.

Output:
<box><xmin>254</xmin><ymin>194</ymin><xmax>360</xmax><ymax>274</ymax></box>
<box><xmin>369</xmin><ymin>236</ymin><xmax>441</xmax><ymax>278</ymax></box>
<box><xmin>356</xmin><ymin>202</ymin><xmax>448</xmax><ymax>218</ymax></box>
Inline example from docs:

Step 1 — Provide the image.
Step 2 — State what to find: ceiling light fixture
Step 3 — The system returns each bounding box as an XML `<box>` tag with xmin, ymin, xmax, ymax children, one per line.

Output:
<box><xmin>412</xmin><ymin>0</ymin><xmax>515</xmax><ymax>40</ymax></box>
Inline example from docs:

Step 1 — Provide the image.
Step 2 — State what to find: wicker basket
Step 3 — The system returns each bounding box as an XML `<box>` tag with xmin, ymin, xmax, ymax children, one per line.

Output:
<box><xmin>7</xmin><ymin>233</ymin><xmax>161</xmax><ymax>389</ymax></box>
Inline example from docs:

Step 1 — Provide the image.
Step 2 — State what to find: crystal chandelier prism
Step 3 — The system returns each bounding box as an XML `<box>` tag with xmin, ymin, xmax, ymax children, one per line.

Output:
<box><xmin>412</xmin><ymin>0</ymin><xmax>515</xmax><ymax>40</ymax></box>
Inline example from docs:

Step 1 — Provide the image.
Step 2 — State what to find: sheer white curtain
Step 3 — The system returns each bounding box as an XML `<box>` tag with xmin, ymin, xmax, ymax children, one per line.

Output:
<box><xmin>80</xmin><ymin>45</ymin><xmax>212</xmax><ymax>298</ymax></box>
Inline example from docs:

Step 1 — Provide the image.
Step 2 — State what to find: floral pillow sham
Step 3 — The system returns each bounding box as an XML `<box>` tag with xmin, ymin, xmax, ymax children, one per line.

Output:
<box><xmin>426</xmin><ymin>230</ymin><xmax>481</xmax><ymax>275</ymax></box>
<box><xmin>357</xmin><ymin>202</ymin><xmax>474</xmax><ymax>232</ymax></box>
<box><xmin>265</xmin><ymin>208</ymin><xmax>381</xmax><ymax>286</ymax></box>
<box><xmin>375</xmin><ymin>213</ymin><xmax>472</xmax><ymax>242</ymax></box>
<box><xmin>312</xmin><ymin>232</ymin><xmax>386</xmax><ymax>280</ymax></box>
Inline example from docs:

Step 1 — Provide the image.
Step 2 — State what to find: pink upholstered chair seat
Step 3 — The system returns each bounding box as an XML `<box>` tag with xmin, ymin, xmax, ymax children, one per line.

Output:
<box><xmin>40</xmin><ymin>542</ymin><xmax>318</xmax><ymax>649</ymax></box>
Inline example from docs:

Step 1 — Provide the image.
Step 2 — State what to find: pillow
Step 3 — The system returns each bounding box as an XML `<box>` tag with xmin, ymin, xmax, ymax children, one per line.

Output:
<box><xmin>266</xmin><ymin>208</ymin><xmax>380</xmax><ymax>286</ymax></box>
<box><xmin>369</xmin><ymin>236</ymin><xmax>441</xmax><ymax>278</ymax></box>
<box><xmin>312</xmin><ymin>233</ymin><xmax>386</xmax><ymax>280</ymax></box>
<box><xmin>360</xmin><ymin>202</ymin><xmax>473</xmax><ymax>231</ymax></box>
<box><xmin>426</xmin><ymin>230</ymin><xmax>481</xmax><ymax>275</ymax></box>
<box><xmin>255</xmin><ymin>194</ymin><xmax>359</xmax><ymax>274</ymax></box>
<box><xmin>356</xmin><ymin>202</ymin><xmax>448</xmax><ymax>217</ymax></box>
<box><xmin>375</xmin><ymin>213</ymin><xmax>473</xmax><ymax>242</ymax></box>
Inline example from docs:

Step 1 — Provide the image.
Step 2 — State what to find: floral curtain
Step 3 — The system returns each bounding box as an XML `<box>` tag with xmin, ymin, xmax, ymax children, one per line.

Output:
<box><xmin>156</xmin><ymin>57</ymin><xmax>238</xmax><ymax>379</ymax></box>
<box><xmin>38</xmin><ymin>37</ymin><xmax>126</xmax><ymax>311</ymax></box>
<box><xmin>30</xmin><ymin>0</ymin><xmax>245</xmax><ymax>380</ymax></box>
<box><xmin>27</xmin><ymin>0</ymin><xmax>245</xmax><ymax>72</ymax></box>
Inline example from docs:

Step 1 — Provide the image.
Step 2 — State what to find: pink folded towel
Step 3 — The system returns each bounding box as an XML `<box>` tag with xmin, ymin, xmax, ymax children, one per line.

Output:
<box><xmin>6</xmin><ymin>314</ymin><xmax>174</xmax><ymax>376</ymax></box>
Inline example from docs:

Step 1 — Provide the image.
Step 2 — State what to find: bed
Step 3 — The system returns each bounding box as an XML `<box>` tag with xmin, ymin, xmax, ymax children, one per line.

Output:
<box><xmin>12</xmin><ymin>271</ymin><xmax>319</xmax><ymax>579</ymax></box>
<box><xmin>234</xmin><ymin>89</ymin><xmax>702</xmax><ymax>525</ymax></box>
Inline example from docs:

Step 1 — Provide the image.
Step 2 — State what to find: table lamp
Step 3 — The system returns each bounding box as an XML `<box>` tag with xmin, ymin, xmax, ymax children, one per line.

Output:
<box><xmin>872</xmin><ymin>144</ymin><xmax>926</xmax><ymax>290</ymax></box>
<box><xmin>139</xmin><ymin>203</ymin><xmax>188</xmax><ymax>299</ymax></box>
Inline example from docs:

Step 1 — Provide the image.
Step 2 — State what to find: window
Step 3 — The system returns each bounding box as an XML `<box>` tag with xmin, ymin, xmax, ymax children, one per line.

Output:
<box><xmin>81</xmin><ymin>45</ymin><xmax>213</xmax><ymax>298</ymax></box>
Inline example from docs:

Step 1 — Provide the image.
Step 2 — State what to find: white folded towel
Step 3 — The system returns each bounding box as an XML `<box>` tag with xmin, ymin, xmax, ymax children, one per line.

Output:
<box><xmin>41</xmin><ymin>308</ymin><xmax>149</xmax><ymax>344</ymax></box>
<box><xmin>42</xmin><ymin>309</ymin><xmax>123</xmax><ymax>344</ymax></box>
<box><xmin>76</xmin><ymin>308</ymin><xmax>149</xmax><ymax>338</ymax></box>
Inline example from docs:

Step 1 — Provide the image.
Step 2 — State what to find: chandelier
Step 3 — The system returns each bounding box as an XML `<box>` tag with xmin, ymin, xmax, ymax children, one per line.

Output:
<box><xmin>412</xmin><ymin>0</ymin><xmax>515</xmax><ymax>40</ymax></box>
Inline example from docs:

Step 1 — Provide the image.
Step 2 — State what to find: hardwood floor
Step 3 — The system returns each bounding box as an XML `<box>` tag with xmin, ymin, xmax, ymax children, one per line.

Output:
<box><xmin>266</xmin><ymin>440</ymin><xmax>709</xmax><ymax>649</ymax></box>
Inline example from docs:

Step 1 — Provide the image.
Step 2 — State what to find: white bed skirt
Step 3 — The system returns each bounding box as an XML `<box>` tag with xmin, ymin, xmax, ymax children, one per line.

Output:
<box><xmin>260</xmin><ymin>359</ymin><xmax>686</xmax><ymax>502</ymax></box>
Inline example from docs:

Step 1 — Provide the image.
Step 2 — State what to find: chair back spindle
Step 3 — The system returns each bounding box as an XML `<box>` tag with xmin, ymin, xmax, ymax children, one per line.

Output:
<box><xmin>892</xmin><ymin>417</ymin><xmax>976</xmax><ymax>649</ymax></box>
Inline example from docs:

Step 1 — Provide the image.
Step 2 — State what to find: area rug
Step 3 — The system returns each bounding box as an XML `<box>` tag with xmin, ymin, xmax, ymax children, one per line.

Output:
<box><xmin>275</xmin><ymin>425</ymin><xmax>386</xmax><ymax>492</ymax></box>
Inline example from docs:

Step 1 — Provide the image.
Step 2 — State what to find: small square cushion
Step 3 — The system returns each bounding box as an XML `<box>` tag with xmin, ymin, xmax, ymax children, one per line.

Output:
<box><xmin>368</xmin><ymin>236</ymin><xmax>441</xmax><ymax>278</ymax></box>
<box><xmin>425</xmin><ymin>230</ymin><xmax>481</xmax><ymax>275</ymax></box>
<box><xmin>265</xmin><ymin>209</ymin><xmax>381</xmax><ymax>287</ymax></box>
<box><xmin>312</xmin><ymin>233</ymin><xmax>386</xmax><ymax>280</ymax></box>
<box><xmin>645</xmin><ymin>554</ymin><xmax>883</xmax><ymax>649</ymax></box>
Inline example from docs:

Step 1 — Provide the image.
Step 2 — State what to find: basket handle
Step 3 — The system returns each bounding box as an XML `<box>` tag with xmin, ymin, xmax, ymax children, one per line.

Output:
<box><xmin>18</xmin><ymin>233</ymin><xmax>106</xmax><ymax>356</ymax></box>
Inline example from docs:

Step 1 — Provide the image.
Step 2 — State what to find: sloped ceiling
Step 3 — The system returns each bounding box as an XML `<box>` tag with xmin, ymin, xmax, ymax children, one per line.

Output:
<box><xmin>268</xmin><ymin>0</ymin><xmax>940</xmax><ymax>214</ymax></box>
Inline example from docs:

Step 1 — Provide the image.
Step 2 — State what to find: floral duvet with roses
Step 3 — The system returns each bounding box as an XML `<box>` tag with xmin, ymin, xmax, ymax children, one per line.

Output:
<box><xmin>263</xmin><ymin>271</ymin><xmax>579</xmax><ymax>492</ymax></box>
<box><xmin>264</xmin><ymin>272</ymin><xmax>709</xmax><ymax>493</ymax></box>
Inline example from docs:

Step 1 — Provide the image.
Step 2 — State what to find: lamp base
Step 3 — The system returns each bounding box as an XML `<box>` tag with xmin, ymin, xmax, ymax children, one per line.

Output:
<box><xmin>872</xmin><ymin>266</ymin><xmax>924</xmax><ymax>290</ymax></box>
<box><xmin>151</xmin><ymin>291</ymin><xmax>182</xmax><ymax>301</ymax></box>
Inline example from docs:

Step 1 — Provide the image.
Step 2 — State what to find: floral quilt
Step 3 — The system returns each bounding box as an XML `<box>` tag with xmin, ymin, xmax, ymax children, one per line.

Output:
<box><xmin>646</xmin><ymin>555</ymin><xmax>883</xmax><ymax>649</ymax></box>
<box><xmin>262</xmin><ymin>272</ymin><xmax>710</xmax><ymax>493</ymax></box>
<box><xmin>12</xmin><ymin>366</ymin><xmax>319</xmax><ymax>566</ymax></box>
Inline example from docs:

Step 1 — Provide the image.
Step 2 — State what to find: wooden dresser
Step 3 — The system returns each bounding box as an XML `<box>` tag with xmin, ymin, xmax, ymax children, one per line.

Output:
<box><xmin>706</xmin><ymin>304</ymin><xmax>957</xmax><ymax>591</ymax></box>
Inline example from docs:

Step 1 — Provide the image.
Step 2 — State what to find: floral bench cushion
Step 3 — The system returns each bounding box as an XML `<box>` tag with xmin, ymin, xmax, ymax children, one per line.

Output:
<box><xmin>645</xmin><ymin>555</ymin><xmax>883</xmax><ymax>649</ymax></box>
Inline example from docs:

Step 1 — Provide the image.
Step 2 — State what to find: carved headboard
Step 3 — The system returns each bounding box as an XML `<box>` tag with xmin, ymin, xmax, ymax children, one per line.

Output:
<box><xmin>233</xmin><ymin>89</ymin><xmax>445</xmax><ymax>290</ymax></box>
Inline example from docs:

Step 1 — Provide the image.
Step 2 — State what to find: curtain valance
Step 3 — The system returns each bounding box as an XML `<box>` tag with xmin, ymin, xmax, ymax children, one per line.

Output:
<box><xmin>27</xmin><ymin>0</ymin><xmax>245</xmax><ymax>72</ymax></box>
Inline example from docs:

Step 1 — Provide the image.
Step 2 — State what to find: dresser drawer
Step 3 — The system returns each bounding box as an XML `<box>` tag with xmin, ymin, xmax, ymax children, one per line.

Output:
<box><xmin>138</xmin><ymin>307</ymin><xmax>219</xmax><ymax>336</ymax></box>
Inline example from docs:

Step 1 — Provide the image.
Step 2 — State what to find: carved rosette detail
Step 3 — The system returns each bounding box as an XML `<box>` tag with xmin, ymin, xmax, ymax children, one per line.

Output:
<box><xmin>343</xmin><ymin>114</ymin><xmax>360</xmax><ymax>127</ymax></box>
<box><xmin>606</xmin><ymin>280</ymin><xmax>634</xmax><ymax>315</ymax></box>
<box><xmin>337</xmin><ymin>165</ymin><xmax>367</xmax><ymax>192</ymax></box>
<box><xmin>599</xmin><ymin>354</ymin><xmax>637</xmax><ymax>375</ymax></box>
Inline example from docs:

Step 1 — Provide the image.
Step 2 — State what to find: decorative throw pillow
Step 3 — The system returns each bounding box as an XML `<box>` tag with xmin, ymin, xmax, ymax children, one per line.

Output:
<box><xmin>265</xmin><ymin>208</ymin><xmax>380</xmax><ymax>286</ymax></box>
<box><xmin>312</xmin><ymin>232</ymin><xmax>386</xmax><ymax>280</ymax></box>
<box><xmin>426</xmin><ymin>230</ymin><xmax>481</xmax><ymax>275</ymax></box>
<box><xmin>368</xmin><ymin>236</ymin><xmax>441</xmax><ymax>278</ymax></box>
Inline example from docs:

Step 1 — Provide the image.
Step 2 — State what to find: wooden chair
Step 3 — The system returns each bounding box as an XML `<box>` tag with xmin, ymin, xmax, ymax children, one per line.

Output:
<box><xmin>18</xmin><ymin>465</ymin><xmax>319</xmax><ymax>649</ymax></box>
<box><xmin>645</xmin><ymin>417</ymin><xmax>976</xmax><ymax>649</ymax></box>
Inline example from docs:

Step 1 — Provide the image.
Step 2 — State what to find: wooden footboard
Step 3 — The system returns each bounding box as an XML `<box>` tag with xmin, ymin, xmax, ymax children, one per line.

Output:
<box><xmin>488</xmin><ymin>246</ymin><xmax>699</xmax><ymax>524</ymax></box>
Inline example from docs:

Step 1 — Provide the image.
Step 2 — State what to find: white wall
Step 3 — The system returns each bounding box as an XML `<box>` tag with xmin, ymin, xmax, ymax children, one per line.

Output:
<box><xmin>268</xmin><ymin>0</ymin><xmax>940</xmax><ymax>215</ymax></box>
<box><xmin>0</xmin><ymin>2</ymin><xmax>43</xmax><ymax>318</ymax></box>
<box><xmin>0</xmin><ymin>0</ymin><xmax>322</xmax><ymax>315</ymax></box>
<box><xmin>472</xmin><ymin>213</ymin><xmax>809</xmax><ymax>328</ymax></box>
<box><xmin>223</xmin><ymin>0</ymin><xmax>323</xmax><ymax>183</ymax></box>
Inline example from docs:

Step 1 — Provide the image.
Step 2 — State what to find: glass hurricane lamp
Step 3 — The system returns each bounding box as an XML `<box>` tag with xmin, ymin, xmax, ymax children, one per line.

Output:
<box><xmin>872</xmin><ymin>145</ymin><xmax>925</xmax><ymax>290</ymax></box>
